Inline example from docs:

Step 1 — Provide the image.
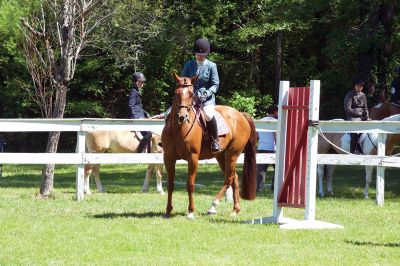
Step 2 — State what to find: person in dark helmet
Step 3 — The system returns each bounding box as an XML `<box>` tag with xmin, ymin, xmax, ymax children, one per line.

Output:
<box><xmin>128</xmin><ymin>72</ymin><xmax>152</xmax><ymax>153</ymax></box>
<box><xmin>344</xmin><ymin>76</ymin><xmax>370</xmax><ymax>154</ymax></box>
<box><xmin>182</xmin><ymin>38</ymin><xmax>221</xmax><ymax>152</ymax></box>
<box><xmin>390</xmin><ymin>66</ymin><xmax>400</xmax><ymax>106</ymax></box>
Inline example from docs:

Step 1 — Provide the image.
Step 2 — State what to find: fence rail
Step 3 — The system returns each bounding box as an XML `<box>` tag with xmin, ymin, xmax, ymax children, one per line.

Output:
<box><xmin>1</xmin><ymin>118</ymin><xmax>399</xmax><ymax>202</ymax></box>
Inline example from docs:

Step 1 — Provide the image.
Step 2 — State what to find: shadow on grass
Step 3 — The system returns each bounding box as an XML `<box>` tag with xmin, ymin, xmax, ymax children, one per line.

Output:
<box><xmin>346</xmin><ymin>240</ymin><xmax>400</xmax><ymax>248</ymax></box>
<box><xmin>90</xmin><ymin>211</ymin><xmax>186</xmax><ymax>219</ymax></box>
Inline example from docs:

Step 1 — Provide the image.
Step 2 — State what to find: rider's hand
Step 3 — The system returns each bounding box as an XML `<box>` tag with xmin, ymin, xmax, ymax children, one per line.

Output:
<box><xmin>149</xmin><ymin>114</ymin><xmax>163</xmax><ymax>119</ymax></box>
<box><xmin>199</xmin><ymin>92</ymin><xmax>208</xmax><ymax>103</ymax></box>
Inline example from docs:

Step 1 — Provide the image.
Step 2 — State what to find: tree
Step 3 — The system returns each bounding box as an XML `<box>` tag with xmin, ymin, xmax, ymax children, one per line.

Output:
<box><xmin>20</xmin><ymin>0</ymin><xmax>110</xmax><ymax>197</ymax></box>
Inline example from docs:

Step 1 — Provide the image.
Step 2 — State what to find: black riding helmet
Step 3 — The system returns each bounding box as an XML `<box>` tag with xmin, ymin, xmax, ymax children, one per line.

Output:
<box><xmin>132</xmin><ymin>72</ymin><xmax>146</xmax><ymax>82</ymax></box>
<box><xmin>193</xmin><ymin>38</ymin><xmax>210</xmax><ymax>56</ymax></box>
<box><xmin>352</xmin><ymin>76</ymin><xmax>364</xmax><ymax>86</ymax></box>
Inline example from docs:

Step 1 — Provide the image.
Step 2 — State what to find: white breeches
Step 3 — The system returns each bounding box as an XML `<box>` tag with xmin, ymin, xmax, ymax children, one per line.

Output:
<box><xmin>203</xmin><ymin>105</ymin><xmax>215</xmax><ymax>121</ymax></box>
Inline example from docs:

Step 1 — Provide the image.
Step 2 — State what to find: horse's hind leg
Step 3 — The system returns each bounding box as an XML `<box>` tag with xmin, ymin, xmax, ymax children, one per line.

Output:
<box><xmin>141</xmin><ymin>164</ymin><xmax>154</xmax><ymax>193</ymax></box>
<box><xmin>141</xmin><ymin>163</ymin><xmax>164</xmax><ymax>194</ymax></box>
<box><xmin>317</xmin><ymin>165</ymin><xmax>325</xmax><ymax>197</ymax></box>
<box><xmin>207</xmin><ymin>154</ymin><xmax>227</xmax><ymax>215</ymax></box>
<box><xmin>208</xmin><ymin>152</ymin><xmax>241</xmax><ymax>216</ymax></box>
<box><xmin>155</xmin><ymin>164</ymin><xmax>165</xmax><ymax>194</ymax></box>
<box><xmin>326</xmin><ymin>165</ymin><xmax>335</xmax><ymax>196</ymax></box>
<box><xmin>84</xmin><ymin>164</ymin><xmax>93</xmax><ymax>194</ymax></box>
<box><xmin>91</xmin><ymin>164</ymin><xmax>105</xmax><ymax>193</ymax></box>
<box><xmin>364</xmin><ymin>166</ymin><xmax>373</xmax><ymax>199</ymax></box>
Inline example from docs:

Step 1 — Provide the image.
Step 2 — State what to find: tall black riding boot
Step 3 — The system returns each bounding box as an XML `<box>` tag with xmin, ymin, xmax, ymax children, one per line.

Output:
<box><xmin>137</xmin><ymin>132</ymin><xmax>152</xmax><ymax>153</ymax></box>
<box><xmin>350</xmin><ymin>133</ymin><xmax>363</xmax><ymax>154</ymax></box>
<box><xmin>206</xmin><ymin>117</ymin><xmax>222</xmax><ymax>152</ymax></box>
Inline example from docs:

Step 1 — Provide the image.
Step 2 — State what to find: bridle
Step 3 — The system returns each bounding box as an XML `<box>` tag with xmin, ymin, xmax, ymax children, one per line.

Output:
<box><xmin>177</xmin><ymin>104</ymin><xmax>196</xmax><ymax>125</ymax></box>
<box><xmin>175</xmin><ymin>83</ymin><xmax>198</xmax><ymax>125</ymax></box>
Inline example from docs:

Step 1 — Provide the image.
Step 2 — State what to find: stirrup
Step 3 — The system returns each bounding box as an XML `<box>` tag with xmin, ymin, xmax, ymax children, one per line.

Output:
<box><xmin>211</xmin><ymin>140</ymin><xmax>221</xmax><ymax>152</ymax></box>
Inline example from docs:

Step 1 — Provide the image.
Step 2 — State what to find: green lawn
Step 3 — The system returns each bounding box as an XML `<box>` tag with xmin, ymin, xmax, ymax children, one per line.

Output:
<box><xmin>0</xmin><ymin>164</ymin><xmax>399</xmax><ymax>265</ymax></box>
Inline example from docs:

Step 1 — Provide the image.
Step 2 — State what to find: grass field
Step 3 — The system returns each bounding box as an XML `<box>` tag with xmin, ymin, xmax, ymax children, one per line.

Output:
<box><xmin>0</xmin><ymin>163</ymin><xmax>399</xmax><ymax>265</ymax></box>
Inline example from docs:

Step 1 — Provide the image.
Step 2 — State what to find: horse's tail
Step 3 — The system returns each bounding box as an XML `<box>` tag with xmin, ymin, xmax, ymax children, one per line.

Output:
<box><xmin>240</xmin><ymin>112</ymin><xmax>257</xmax><ymax>200</ymax></box>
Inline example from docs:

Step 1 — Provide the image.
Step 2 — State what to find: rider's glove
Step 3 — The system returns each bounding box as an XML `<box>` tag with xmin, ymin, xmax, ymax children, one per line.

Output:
<box><xmin>199</xmin><ymin>92</ymin><xmax>208</xmax><ymax>103</ymax></box>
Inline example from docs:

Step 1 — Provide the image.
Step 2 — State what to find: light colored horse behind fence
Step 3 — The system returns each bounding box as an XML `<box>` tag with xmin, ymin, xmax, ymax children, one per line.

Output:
<box><xmin>317</xmin><ymin>114</ymin><xmax>400</xmax><ymax>198</ymax></box>
<box><xmin>83</xmin><ymin>131</ymin><xmax>164</xmax><ymax>194</ymax></box>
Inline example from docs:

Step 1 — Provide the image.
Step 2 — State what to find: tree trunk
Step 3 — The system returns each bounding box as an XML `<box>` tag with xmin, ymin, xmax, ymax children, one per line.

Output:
<box><xmin>39</xmin><ymin>82</ymin><xmax>67</xmax><ymax>197</ymax></box>
<box><xmin>274</xmin><ymin>31</ymin><xmax>283</xmax><ymax>102</ymax></box>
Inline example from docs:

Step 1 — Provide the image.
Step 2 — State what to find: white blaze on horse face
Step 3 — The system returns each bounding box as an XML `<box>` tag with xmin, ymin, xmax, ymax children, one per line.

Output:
<box><xmin>182</xmin><ymin>87</ymin><xmax>188</xmax><ymax>95</ymax></box>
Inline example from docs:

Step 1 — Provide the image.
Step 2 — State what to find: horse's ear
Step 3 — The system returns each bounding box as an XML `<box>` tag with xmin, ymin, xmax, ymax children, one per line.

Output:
<box><xmin>191</xmin><ymin>74</ymin><xmax>199</xmax><ymax>83</ymax></box>
<box><xmin>173</xmin><ymin>71</ymin><xmax>180</xmax><ymax>82</ymax></box>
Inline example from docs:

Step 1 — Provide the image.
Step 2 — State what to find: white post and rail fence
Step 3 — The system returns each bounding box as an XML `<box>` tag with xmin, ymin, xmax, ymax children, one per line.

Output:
<box><xmin>0</xmin><ymin>97</ymin><xmax>399</xmax><ymax>205</ymax></box>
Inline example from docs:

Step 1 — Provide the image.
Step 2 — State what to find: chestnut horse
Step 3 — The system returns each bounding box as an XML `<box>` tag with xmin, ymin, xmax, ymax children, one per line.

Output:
<box><xmin>370</xmin><ymin>102</ymin><xmax>400</xmax><ymax>120</ymax></box>
<box><xmin>162</xmin><ymin>73</ymin><xmax>257</xmax><ymax>219</ymax></box>
<box><xmin>84</xmin><ymin>131</ymin><xmax>164</xmax><ymax>194</ymax></box>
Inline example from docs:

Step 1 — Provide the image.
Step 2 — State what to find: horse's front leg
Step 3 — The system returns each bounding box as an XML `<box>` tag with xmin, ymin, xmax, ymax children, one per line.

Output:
<box><xmin>187</xmin><ymin>155</ymin><xmax>199</xmax><ymax>220</ymax></box>
<box><xmin>164</xmin><ymin>157</ymin><xmax>176</xmax><ymax>218</ymax></box>
<box><xmin>364</xmin><ymin>166</ymin><xmax>373</xmax><ymax>199</ymax></box>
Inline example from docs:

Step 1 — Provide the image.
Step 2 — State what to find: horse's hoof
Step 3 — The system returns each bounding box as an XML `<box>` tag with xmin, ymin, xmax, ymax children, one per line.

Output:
<box><xmin>187</xmin><ymin>212</ymin><xmax>195</xmax><ymax>220</ymax></box>
<box><xmin>318</xmin><ymin>193</ymin><xmax>324</xmax><ymax>198</ymax></box>
<box><xmin>157</xmin><ymin>188</ymin><xmax>165</xmax><ymax>195</ymax></box>
<box><xmin>364</xmin><ymin>195</ymin><xmax>369</xmax><ymax>199</ymax></box>
<box><xmin>141</xmin><ymin>189</ymin><xmax>149</xmax><ymax>193</ymax></box>
<box><xmin>328</xmin><ymin>191</ymin><xmax>334</xmax><ymax>197</ymax></box>
<box><xmin>85</xmin><ymin>190</ymin><xmax>92</xmax><ymax>195</ymax></box>
<box><xmin>230</xmin><ymin>211</ymin><xmax>238</xmax><ymax>217</ymax></box>
<box><xmin>207</xmin><ymin>209</ymin><xmax>217</xmax><ymax>215</ymax></box>
<box><xmin>164</xmin><ymin>213</ymin><xmax>170</xmax><ymax>219</ymax></box>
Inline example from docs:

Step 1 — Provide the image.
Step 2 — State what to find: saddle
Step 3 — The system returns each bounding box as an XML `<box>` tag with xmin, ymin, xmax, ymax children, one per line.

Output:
<box><xmin>193</xmin><ymin>103</ymin><xmax>230</xmax><ymax>137</ymax></box>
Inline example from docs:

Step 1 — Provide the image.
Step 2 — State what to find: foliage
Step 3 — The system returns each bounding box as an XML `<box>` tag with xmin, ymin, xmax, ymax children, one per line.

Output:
<box><xmin>0</xmin><ymin>0</ymin><xmax>400</xmax><ymax>149</ymax></box>
<box><xmin>0</xmin><ymin>164</ymin><xmax>400</xmax><ymax>264</ymax></box>
<box><xmin>219</xmin><ymin>91</ymin><xmax>273</xmax><ymax>118</ymax></box>
<box><xmin>0</xmin><ymin>0</ymin><xmax>40</xmax><ymax>117</ymax></box>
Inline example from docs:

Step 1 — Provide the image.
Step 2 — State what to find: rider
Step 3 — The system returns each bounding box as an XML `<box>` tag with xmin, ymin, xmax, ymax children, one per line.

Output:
<box><xmin>181</xmin><ymin>38</ymin><xmax>221</xmax><ymax>152</ymax></box>
<box><xmin>390</xmin><ymin>66</ymin><xmax>400</xmax><ymax>106</ymax></box>
<box><xmin>128</xmin><ymin>72</ymin><xmax>152</xmax><ymax>153</ymax></box>
<box><xmin>344</xmin><ymin>76</ymin><xmax>369</xmax><ymax>154</ymax></box>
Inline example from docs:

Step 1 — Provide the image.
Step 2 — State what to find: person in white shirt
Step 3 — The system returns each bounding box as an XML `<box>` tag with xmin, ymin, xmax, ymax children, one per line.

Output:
<box><xmin>256</xmin><ymin>105</ymin><xmax>278</xmax><ymax>192</ymax></box>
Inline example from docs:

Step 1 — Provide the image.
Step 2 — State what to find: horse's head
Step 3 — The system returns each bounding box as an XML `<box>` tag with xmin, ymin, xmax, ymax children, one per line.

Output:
<box><xmin>173</xmin><ymin>72</ymin><xmax>198</xmax><ymax>124</ymax></box>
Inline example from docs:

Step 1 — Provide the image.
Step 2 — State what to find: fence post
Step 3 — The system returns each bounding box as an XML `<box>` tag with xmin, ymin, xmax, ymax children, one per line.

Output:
<box><xmin>76</xmin><ymin>131</ymin><xmax>85</xmax><ymax>201</ymax></box>
<box><xmin>0</xmin><ymin>139</ymin><xmax>5</xmax><ymax>177</ymax></box>
<box><xmin>273</xmin><ymin>80</ymin><xmax>290</xmax><ymax>223</ymax></box>
<box><xmin>305</xmin><ymin>80</ymin><xmax>320</xmax><ymax>220</ymax></box>
<box><xmin>376</xmin><ymin>133</ymin><xmax>386</xmax><ymax>206</ymax></box>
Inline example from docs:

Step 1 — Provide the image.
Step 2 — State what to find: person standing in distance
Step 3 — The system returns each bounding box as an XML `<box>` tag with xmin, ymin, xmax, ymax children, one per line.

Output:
<box><xmin>128</xmin><ymin>72</ymin><xmax>152</xmax><ymax>153</ymax></box>
<box><xmin>256</xmin><ymin>105</ymin><xmax>278</xmax><ymax>192</ymax></box>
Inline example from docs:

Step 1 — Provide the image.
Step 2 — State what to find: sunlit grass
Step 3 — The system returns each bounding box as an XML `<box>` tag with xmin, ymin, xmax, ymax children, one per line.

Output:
<box><xmin>0</xmin><ymin>164</ymin><xmax>399</xmax><ymax>265</ymax></box>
